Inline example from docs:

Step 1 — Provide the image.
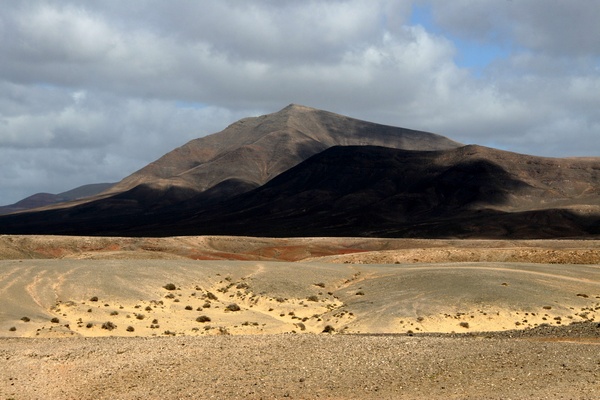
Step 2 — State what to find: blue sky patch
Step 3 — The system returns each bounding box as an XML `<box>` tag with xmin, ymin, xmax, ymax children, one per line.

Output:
<box><xmin>409</xmin><ymin>4</ymin><xmax>509</xmax><ymax>75</ymax></box>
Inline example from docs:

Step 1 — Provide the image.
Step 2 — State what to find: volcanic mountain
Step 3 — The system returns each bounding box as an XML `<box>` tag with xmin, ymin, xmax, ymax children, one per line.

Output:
<box><xmin>0</xmin><ymin>105</ymin><xmax>599</xmax><ymax>238</ymax></box>
<box><xmin>104</xmin><ymin>103</ymin><xmax>461</xmax><ymax>200</ymax></box>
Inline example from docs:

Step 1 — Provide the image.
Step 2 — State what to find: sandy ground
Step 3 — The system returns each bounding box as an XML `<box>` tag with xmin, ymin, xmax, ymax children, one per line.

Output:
<box><xmin>2</xmin><ymin>329</ymin><xmax>600</xmax><ymax>400</ymax></box>
<box><xmin>2</xmin><ymin>234</ymin><xmax>600</xmax><ymax>264</ymax></box>
<box><xmin>1</xmin><ymin>260</ymin><xmax>599</xmax><ymax>337</ymax></box>
<box><xmin>1</xmin><ymin>235</ymin><xmax>599</xmax><ymax>399</ymax></box>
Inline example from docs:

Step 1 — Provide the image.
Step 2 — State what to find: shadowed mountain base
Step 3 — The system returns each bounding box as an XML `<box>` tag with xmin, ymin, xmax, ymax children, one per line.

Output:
<box><xmin>1</xmin><ymin>146</ymin><xmax>598</xmax><ymax>238</ymax></box>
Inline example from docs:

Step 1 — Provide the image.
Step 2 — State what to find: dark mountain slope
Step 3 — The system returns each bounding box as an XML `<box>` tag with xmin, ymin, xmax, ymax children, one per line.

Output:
<box><xmin>2</xmin><ymin>145</ymin><xmax>597</xmax><ymax>238</ymax></box>
<box><xmin>145</xmin><ymin>145</ymin><xmax>599</xmax><ymax>238</ymax></box>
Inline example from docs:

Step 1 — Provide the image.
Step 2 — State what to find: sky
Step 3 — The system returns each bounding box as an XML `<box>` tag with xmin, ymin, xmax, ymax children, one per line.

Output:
<box><xmin>1</xmin><ymin>0</ymin><xmax>599</xmax><ymax>205</ymax></box>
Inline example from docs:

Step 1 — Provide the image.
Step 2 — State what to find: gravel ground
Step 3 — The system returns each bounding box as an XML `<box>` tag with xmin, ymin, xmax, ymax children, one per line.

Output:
<box><xmin>2</xmin><ymin>323</ymin><xmax>599</xmax><ymax>400</ymax></box>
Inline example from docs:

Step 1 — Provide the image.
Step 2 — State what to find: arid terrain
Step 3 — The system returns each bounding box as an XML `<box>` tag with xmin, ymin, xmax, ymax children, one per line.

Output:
<box><xmin>1</xmin><ymin>235</ymin><xmax>599</xmax><ymax>399</ymax></box>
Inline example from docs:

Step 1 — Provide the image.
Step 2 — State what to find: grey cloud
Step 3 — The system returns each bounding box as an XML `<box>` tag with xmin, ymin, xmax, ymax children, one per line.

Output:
<box><xmin>0</xmin><ymin>0</ymin><xmax>598</xmax><ymax>205</ymax></box>
<box><xmin>428</xmin><ymin>0</ymin><xmax>600</xmax><ymax>57</ymax></box>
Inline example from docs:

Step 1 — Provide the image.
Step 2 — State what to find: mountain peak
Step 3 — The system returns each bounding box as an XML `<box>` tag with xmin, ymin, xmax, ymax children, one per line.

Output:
<box><xmin>281</xmin><ymin>103</ymin><xmax>319</xmax><ymax>111</ymax></box>
<box><xmin>281</xmin><ymin>103</ymin><xmax>312</xmax><ymax>111</ymax></box>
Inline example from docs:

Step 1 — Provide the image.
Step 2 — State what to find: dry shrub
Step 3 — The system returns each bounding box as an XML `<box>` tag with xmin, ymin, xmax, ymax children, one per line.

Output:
<box><xmin>102</xmin><ymin>321</ymin><xmax>116</xmax><ymax>330</ymax></box>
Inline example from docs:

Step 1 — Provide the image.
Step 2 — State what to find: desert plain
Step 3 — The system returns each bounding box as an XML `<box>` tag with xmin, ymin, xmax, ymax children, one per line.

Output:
<box><xmin>1</xmin><ymin>234</ymin><xmax>600</xmax><ymax>399</ymax></box>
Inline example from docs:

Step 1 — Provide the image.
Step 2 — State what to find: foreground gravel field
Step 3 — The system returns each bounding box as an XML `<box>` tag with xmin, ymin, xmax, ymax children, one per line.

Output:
<box><xmin>2</xmin><ymin>324</ymin><xmax>599</xmax><ymax>400</ymax></box>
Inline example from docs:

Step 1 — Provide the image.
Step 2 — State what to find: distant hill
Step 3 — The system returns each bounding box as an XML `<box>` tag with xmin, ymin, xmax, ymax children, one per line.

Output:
<box><xmin>0</xmin><ymin>183</ymin><xmax>115</xmax><ymax>216</ymax></box>
<box><xmin>0</xmin><ymin>105</ymin><xmax>598</xmax><ymax>239</ymax></box>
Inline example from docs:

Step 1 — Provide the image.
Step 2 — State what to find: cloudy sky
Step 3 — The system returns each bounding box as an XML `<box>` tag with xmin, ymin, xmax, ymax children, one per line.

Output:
<box><xmin>1</xmin><ymin>0</ymin><xmax>599</xmax><ymax>205</ymax></box>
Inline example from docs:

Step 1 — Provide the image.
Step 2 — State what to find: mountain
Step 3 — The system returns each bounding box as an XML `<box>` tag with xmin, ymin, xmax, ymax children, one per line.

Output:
<box><xmin>0</xmin><ymin>183</ymin><xmax>115</xmax><ymax>216</ymax></box>
<box><xmin>5</xmin><ymin>104</ymin><xmax>460</xmax><ymax>215</ymax></box>
<box><xmin>103</xmin><ymin>103</ymin><xmax>461</xmax><ymax>199</ymax></box>
<box><xmin>0</xmin><ymin>105</ymin><xmax>598</xmax><ymax>239</ymax></box>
